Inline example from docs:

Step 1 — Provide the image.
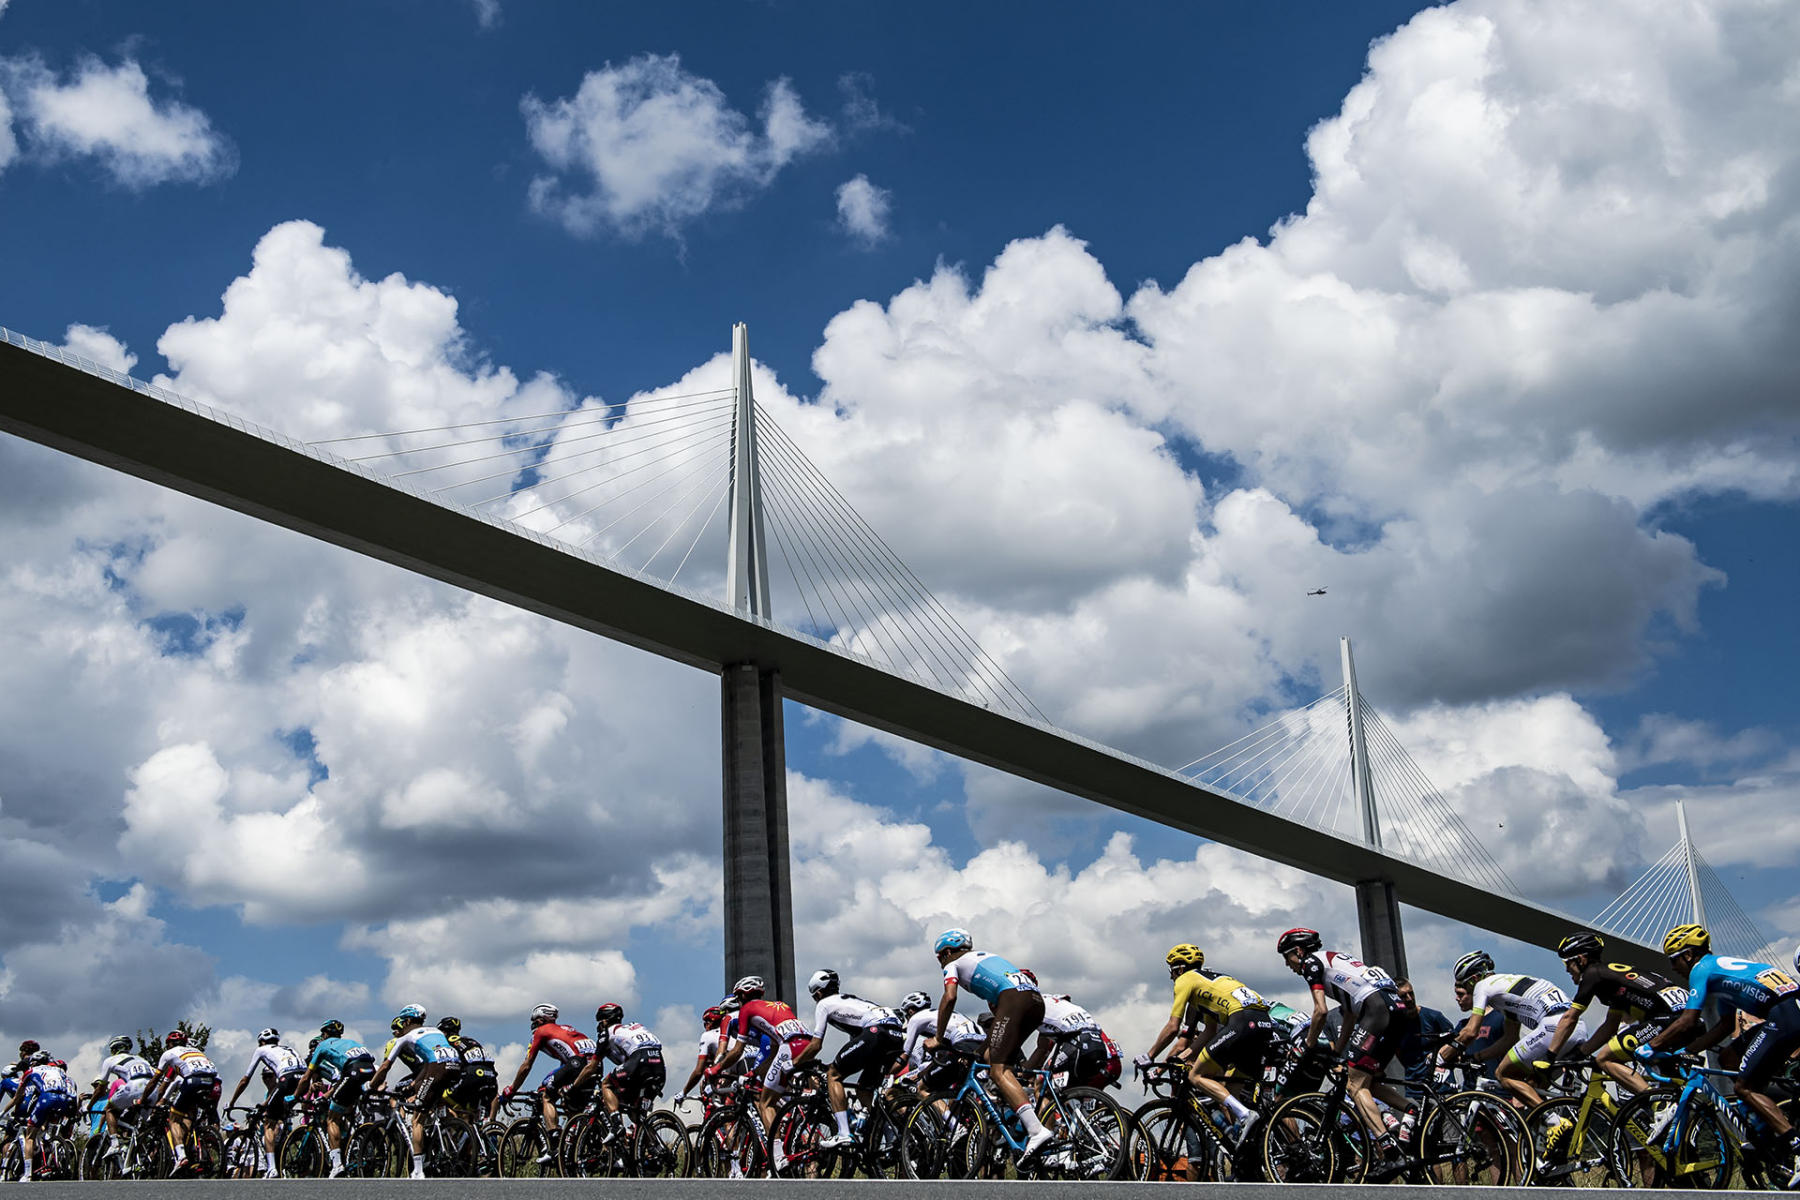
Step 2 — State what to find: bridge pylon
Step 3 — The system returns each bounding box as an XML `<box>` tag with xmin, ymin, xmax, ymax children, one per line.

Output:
<box><xmin>1342</xmin><ymin>637</ymin><xmax>1408</xmax><ymax>980</ymax></box>
<box><xmin>720</xmin><ymin>323</ymin><xmax>796</xmax><ymax>1003</ymax></box>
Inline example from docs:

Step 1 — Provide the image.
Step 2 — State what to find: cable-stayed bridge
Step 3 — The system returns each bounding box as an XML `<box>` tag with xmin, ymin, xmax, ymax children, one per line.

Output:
<box><xmin>0</xmin><ymin>323</ymin><xmax>1723</xmax><ymax>995</ymax></box>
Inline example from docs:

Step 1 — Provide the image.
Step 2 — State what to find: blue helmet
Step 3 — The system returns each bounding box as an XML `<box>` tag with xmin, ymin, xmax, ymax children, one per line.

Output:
<box><xmin>934</xmin><ymin>928</ymin><xmax>973</xmax><ymax>955</ymax></box>
<box><xmin>396</xmin><ymin>1004</ymin><xmax>427</xmax><ymax>1023</ymax></box>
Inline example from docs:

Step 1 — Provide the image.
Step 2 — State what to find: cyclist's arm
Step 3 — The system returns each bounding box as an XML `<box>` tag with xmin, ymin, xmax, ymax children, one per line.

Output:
<box><xmin>934</xmin><ymin>980</ymin><xmax>959</xmax><ymax>1048</ymax></box>
<box><xmin>1302</xmin><ymin>987</ymin><xmax>1329</xmax><ymax>1053</ymax></box>
<box><xmin>1437</xmin><ymin>1009</ymin><xmax>1487</xmax><ymax>1061</ymax></box>
<box><xmin>1329</xmin><ymin>1005</ymin><xmax>1353</xmax><ymax>1056</ymax></box>
<box><xmin>1545</xmin><ymin>1006</ymin><xmax>1584</xmax><ymax>1057</ymax></box>
<box><xmin>1573</xmin><ymin>1008</ymin><xmax>1619</xmax><ymax>1056</ymax></box>
<box><xmin>1024</xmin><ymin>1033</ymin><xmax>1053</xmax><ymax>1074</ymax></box>
<box><xmin>505</xmin><ymin>1046</ymin><xmax>538</xmax><ymax>1093</ymax></box>
<box><xmin>569</xmin><ymin>1053</ymin><xmax>602</xmax><ymax>1094</ymax></box>
<box><xmin>794</xmin><ymin>1036</ymin><xmax>824</xmax><ymax>1068</ymax></box>
<box><xmin>1144</xmin><ymin>1013</ymin><xmax>1183</xmax><ymax>1061</ymax></box>
<box><xmin>713</xmin><ymin>1038</ymin><xmax>745</xmax><ymax>1072</ymax></box>
<box><xmin>1191</xmin><ymin>1013</ymin><xmax>1220</xmax><ymax>1052</ymax></box>
<box><xmin>226</xmin><ymin>1072</ymin><xmax>250</xmax><ymax>1110</ymax></box>
<box><xmin>1645</xmin><ymin>1009</ymin><xmax>1700</xmax><ymax>1054</ymax></box>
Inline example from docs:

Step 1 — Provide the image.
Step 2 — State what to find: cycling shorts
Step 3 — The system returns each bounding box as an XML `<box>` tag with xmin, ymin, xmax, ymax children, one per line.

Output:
<box><xmin>327</xmin><ymin>1057</ymin><xmax>376</xmax><ymax>1114</ymax></box>
<box><xmin>761</xmin><ymin>1040</ymin><xmax>813</xmax><ymax>1095</ymax></box>
<box><xmin>1507</xmin><ymin>1010</ymin><xmax>1587</xmax><ymax>1068</ymax></box>
<box><xmin>541</xmin><ymin>1057</ymin><xmax>594</xmax><ymax>1104</ymax></box>
<box><xmin>108</xmin><ymin>1078</ymin><xmax>149</xmax><ymax>1110</ymax></box>
<box><xmin>606</xmin><ymin>1049</ymin><xmax>667</xmax><ymax>1105</ymax></box>
<box><xmin>26</xmin><ymin>1095</ymin><xmax>75</xmax><ymax>1126</ymax></box>
<box><xmin>986</xmin><ymin>989</ymin><xmax>1045</xmax><ymax>1068</ymax></box>
<box><xmin>448</xmin><ymin>1069</ymin><xmax>498</xmax><ymax>1112</ymax></box>
<box><xmin>263</xmin><ymin>1070</ymin><xmax>306</xmax><ymax>1121</ymax></box>
<box><xmin>1738</xmin><ymin>1000</ymin><xmax>1800</xmax><ymax>1092</ymax></box>
<box><xmin>832</xmin><ymin>1027</ymin><xmax>904</xmax><ymax>1090</ymax></box>
<box><xmin>918</xmin><ymin>1049</ymin><xmax>973</xmax><ymax>1096</ymax></box>
<box><xmin>411</xmin><ymin>1062</ymin><xmax>461</xmax><ymax>1107</ymax></box>
<box><xmin>1344</xmin><ymin>993</ymin><xmax>1406</xmax><ymax>1074</ymax></box>
<box><xmin>1047</xmin><ymin>1029</ymin><xmax>1121</xmax><ymax>1090</ymax></box>
<box><xmin>170</xmin><ymin>1073</ymin><xmax>222</xmax><ymax>1118</ymax></box>
<box><xmin>1196</xmin><ymin>1010</ymin><xmax>1278</xmax><ymax>1079</ymax></box>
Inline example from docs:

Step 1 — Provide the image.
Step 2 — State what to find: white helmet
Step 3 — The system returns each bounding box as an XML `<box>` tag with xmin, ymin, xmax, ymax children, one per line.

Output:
<box><xmin>530</xmin><ymin>1003</ymin><xmax>558</xmax><ymax>1026</ymax></box>
<box><xmin>1791</xmin><ymin>943</ymin><xmax>1800</xmax><ymax>978</ymax></box>
<box><xmin>808</xmin><ymin>969</ymin><xmax>839</xmax><ymax>1000</ymax></box>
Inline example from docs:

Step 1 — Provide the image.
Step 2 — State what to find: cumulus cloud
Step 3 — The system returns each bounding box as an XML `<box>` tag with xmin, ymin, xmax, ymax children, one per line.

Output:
<box><xmin>522</xmin><ymin>53</ymin><xmax>832</xmax><ymax>238</ymax></box>
<box><xmin>3</xmin><ymin>55</ymin><xmax>234</xmax><ymax>187</ymax></box>
<box><xmin>835</xmin><ymin>174</ymin><xmax>891</xmax><ymax>245</ymax></box>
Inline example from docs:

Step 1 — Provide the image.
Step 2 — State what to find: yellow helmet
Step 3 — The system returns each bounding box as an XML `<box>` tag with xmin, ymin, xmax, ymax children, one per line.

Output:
<box><xmin>1165</xmin><ymin>944</ymin><xmax>1205</xmax><ymax>970</ymax></box>
<box><xmin>1662</xmin><ymin>924</ymin><xmax>1711</xmax><ymax>956</ymax></box>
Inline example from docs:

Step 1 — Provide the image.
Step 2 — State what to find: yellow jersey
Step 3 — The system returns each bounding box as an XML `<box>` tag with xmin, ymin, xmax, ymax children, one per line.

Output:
<box><xmin>1172</xmin><ymin>969</ymin><xmax>1269</xmax><ymax>1026</ymax></box>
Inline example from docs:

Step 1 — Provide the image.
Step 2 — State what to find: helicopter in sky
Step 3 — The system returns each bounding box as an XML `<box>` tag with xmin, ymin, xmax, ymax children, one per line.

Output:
<box><xmin>1305</xmin><ymin>588</ymin><xmax>1327</xmax><ymax>597</ymax></box>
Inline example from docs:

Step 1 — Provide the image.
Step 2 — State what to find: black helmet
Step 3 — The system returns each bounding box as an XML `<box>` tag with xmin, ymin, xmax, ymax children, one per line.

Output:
<box><xmin>107</xmin><ymin>1035</ymin><xmax>134</xmax><ymax>1056</ymax></box>
<box><xmin>1453</xmin><ymin>951</ymin><xmax>1496</xmax><ymax>985</ymax></box>
<box><xmin>307</xmin><ymin>1036</ymin><xmax>322</xmax><ymax>1056</ymax></box>
<box><xmin>26</xmin><ymin>1050</ymin><xmax>50</xmax><ymax>1067</ymax></box>
<box><xmin>1277</xmin><ymin>928</ymin><xmax>1322</xmax><ymax>956</ymax></box>
<box><xmin>1557</xmin><ymin>931</ymin><xmax>1604</xmax><ymax>962</ymax></box>
<box><xmin>595</xmin><ymin>1003</ymin><xmax>624</xmax><ymax>1028</ymax></box>
<box><xmin>320</xmin><ymin>1020</ymin><xmax>345</xmax><ymax>1039</ymax></box>
<box><xmin>437</xmin><ymin>1017</ymin><xmax>462</xmax><ymax>1036</ymax></box>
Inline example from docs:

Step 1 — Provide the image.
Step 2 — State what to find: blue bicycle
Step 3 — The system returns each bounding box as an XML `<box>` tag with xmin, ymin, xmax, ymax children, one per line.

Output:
<box><xmin>1610</xmin><ymin>1053</ymin><xmax>1788</xmax><ymax>1189</ymax></box>
<box><xmin>897</xmin><ymin>1055</ymin><xmax>1126</xmax><ymax>1180</ymax></box>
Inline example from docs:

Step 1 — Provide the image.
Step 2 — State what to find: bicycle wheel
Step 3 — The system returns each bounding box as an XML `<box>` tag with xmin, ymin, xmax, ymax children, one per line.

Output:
<box><xmin>498</xmin><ymin>1117</ymin><xmax>556</xmax><ymax>1178</ymax></box>
<box><xmin>278</xmin><ymin>1123</ymin><xmax>326</xmax><ymax>1177</ymax></box>
<box><xmin>694</xmin><ymin>1111</ymin><xmax>745</xmax><ymax>1178</ymax></box>
<box><xmin>1417</xmin><ymin>1090</ymin><xmax>1526</xmax><ymax>1186</ymax></box>
<box><xmin>898</xmin><ymin>1097</ymin><xmax>954</xmax><ymax>1179</ymax></box>
<box><xmin>1133</xmin><ymin>1099</ymin><xmax>1221</xmax><ymax>1182</ymax></box>
<box><xmin>430</xmin><ymin>1113</ymin><xmax>479</xmax><ymax>1177</ymax></box>
<box><xmin>1260</xmin><ymin>1093</ymin><xmax>1340</xmax><ymax>1183</ymax></box>
<box><xmin>955</xmin><ymin>1096</ymin><xmax>1009</xmax><ymax>1180</ymax></box>
<box><xmin>343</xmin><ymin>1122</ymin><xmax>401</xmax><ymax>1177</ymax></box>
<box><xmin>1524</xmin><ymin>1094</ymin><xmax>1615</xmax><ymax>1187</ymax></box>
<box><xmin>1613</xmin><ymin>1088</ymin><xmax>1699</xmax><ymax>1189</ymax></box>
<box><xmin>1039</xmin><ymin>1085</ymin><xmax>1129</xmax><ymax>1180</ymax></box>
<box><xmin>1627</xmin><ymin>1099</ymin><xmax>1733</xmax><ymax>1190</ymax></box>
<box><xmin>634</xmin><ymin>1109</ymin><xmax>692</xmax><ymax>1177</ymax></box>
<box><xmin>771</xmin><ymin>1104</ymin><xmax>825</xmax><ymax>1178</ymax></box>
<box><xmin>854</xmin><ymin>1096</ymin><xmax>910</xmax><ymax>1180</ymax></box>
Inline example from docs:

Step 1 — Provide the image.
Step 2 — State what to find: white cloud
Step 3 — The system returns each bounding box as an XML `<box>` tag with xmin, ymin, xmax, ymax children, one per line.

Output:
<box><xmin>834</xmin><ymin>173</ymin><xmax>890</xmax><ymax>245</ymax></box>
<box><xmin>471</xmin><ymin>0</ymin><xmax>501</xmax><ymax>30</ymax></box>
<box><xmin>522</xmin><ymin>54</ymin><xmax>832</xmax><ymax>238</ymax></box>
<box><xmin>0</xmin><ymin>86</ymin><xmax>16</xmax><ymax>172</ymax></box>
<box><xmin>6</xmin><ymin>55</ymin><xmax>233</xmax><ymax>187</ymax></box>
<box><xmin>54</xmin><ymin>323</ymin><xmax>137</xmax><ymax>373</ymax></box>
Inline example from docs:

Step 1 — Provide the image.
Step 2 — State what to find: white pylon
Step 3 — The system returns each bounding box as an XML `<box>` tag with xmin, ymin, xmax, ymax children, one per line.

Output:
<box><xmin>724</xmin><ymin>323</ymin><xmax>770</xmax><ymax>617</ymax></box>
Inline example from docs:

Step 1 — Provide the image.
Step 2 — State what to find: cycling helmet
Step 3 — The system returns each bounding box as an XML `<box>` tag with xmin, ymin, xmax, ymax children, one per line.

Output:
<box><xmin>307</xmin><ymin>1036</ymin><xmax>322</xmax><ymax>1056</ymax></box>
<box><xmin>1276</xmin><ymin>928</ymin><xmax>1322</xmax><ymax>956</ymax></box>
<box><xmin>1793</xmin><ymin>944</ymin><xmax>1800</xmax><ymax>979</ymax></box>
<box><xmin>320</xmin><ymin>1020</ymin><xmax>345</xmax><ymax>1039</ymax></box>
<box><xmin>1165</xmin><ymin>943</ymin><xmax>1205</xmax><ymax>971</ymax></box>
<box><xmin>720</xmin><ymin>995</ymin><xmax>743</xmax><ymax>1013</ymax></box>
<box><xmin>899</xmin><ymin>991</ymin><xmax>932</xmax><ymax>1016</ymax></box>
<box><xmin>1453</xmin><ymin>951</ymin><xmax>1495</xmax><ymax>985</ymax></box>
<box><xmin>702</xmin><ymin>1006</ymin><xmax>725</xmax><ymax>1027</ymax></box>
<box><xmin>808</xmin><ymin>969</ymin><xmax>839</xmax><ymax>1000</ymax></box>
<box><xmin>165</xmin><ymin>1029</ymin><xmax>188</xmax><ymax>1047</ymax></box>
<box><xmin>733</xmin><ymin>976</ymin><xmax>765</xmax><ymax>1000</ymax></box>
<box><xmin>1557</xmin><ymin>931</ymin><xmax>1604</xmax><ymax>962</ymax></box>
<box><xmin>396</xmin><ymin>1004</ymin><xmax>427</xmax><ymax>1023</ymax></box>
<box><xmin>258</xmin><ymin>1028</ymin><xmax>280</xmax><ymax>1045</ymax></box>
<box><xmin>26</xmin><ymin>1051</ymin><xmax>49</xmax><ymax>1067</ymax></box>
<box><xmin>594</xmin><ymin>1003</ymin><xmax>624</xmax><ymax>1028</ymax></box>
<box><xmin>933</xmin><ymin>928</ymin><xmax>973</xmax><ymax>955</ymax></box>
<box><xmin>437</xmin><ymin>1017</ymin><xmax>462</xmax><ymax>1036</ymax></box>
<box><xmin>530</xmin><ymin>1003</ymin><xmax>559</xmax><ymax>1027</ymax></box>
<box><xmin>107</xmin><ymin>1035</ymin><xmax>134</xmax><ymax>1056</ymax></box>
<box><xmin>1663</xmin><ymin>924</ymin><xmax>1711</xmax><ymax>956</ymax></box>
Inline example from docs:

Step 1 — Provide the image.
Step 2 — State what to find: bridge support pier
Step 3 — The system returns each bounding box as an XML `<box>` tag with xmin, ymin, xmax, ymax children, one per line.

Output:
<box><xmin>1356</xmin><ymin>879</ymin><xmax>1408</xmax><ymax>981</ymax></box>
<box><xmin>721</xmin><ymin>662</ymin><xmax>796</xmax><ymax>1002</ymax></box>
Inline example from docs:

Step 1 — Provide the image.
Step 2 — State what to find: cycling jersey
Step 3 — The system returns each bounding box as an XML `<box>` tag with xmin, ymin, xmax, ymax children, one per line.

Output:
<box><xmin>810</xmin><ymin>994</ymin><xmax>901</xmax><ymax>1037</ymax></box>
<box><xmin>943</xmin><ymin>950</ymin><xmax>1037</xmax><ymax>1004</ymax></box>
<box><xmin>241</xmin><ymin>1044</ymin><xmax>305</xmax><ymax>1089</ymax></box>
<box><xmin>1567</xmin><ymin>961</ymin><xmax>1686</xmax><ymax>1022</ymax></box>
<box><xmin>734</xmin><ymin>1000</ymin><xmax>810</xmax><ymax>1053</ymax></box>
<box><xmin>1468</xmin><ymin>974</ymin><xmax>1572</xmax><ymax>1028</ymax></box>
<box><xmin>16</xmin><ymin>1066</ymin><xmax>76</xmax><ymax>1125</ymax></box>
<box><xmin>901</xmin><ymin>1010</ymin><xmax>981</xmax><ymax>1069</ymax></box>
<box><xmin>1298</xmin><ymin>949</ymin><xmax>1400</xmax><ymax>1012</ymax></box>
<box><xmin>1268</xmin><ymin>1002</ymin><xmax>1310</xmax><ymax>1039</ymax></box>
<box><xmin>155</xmin><ymin>1046</ymin><xmax>219</xmax><ymax>1080</ymax></box>
<box><xmin>1683</xmin><ymin>955</ymin><xmax>1800</xmax><ymax>1020</ymax></box>
<box><xmin>309</xmin><ymin>1037</ymin><xmax>375</xmax><ymax>1074</ymax></box>
<box><xmin>599</xmin><ymin>1023</ymin><xmax>662</xmax><ymax>1064</ymax></box>
<box><xmin>385</xmin><ymin>1028</ymin><xmax>461</xmax><ymax>1073</ymax></box>
<box><xmin>447</xmin><ymin>1034</ymin><xmax>494</xmax><ymax>1068</ymax></box>
<box><xmin>1038</xmin><ymin>996</ymin><xmax>1101</xmax><ymax>1038</ymax></box>
<box><xmin>100</xmin><ymin>1053</ymin><xmax>154</xmax><ymax>1087</ymax></box>
<box><xmin>527</xmin><ymin>1023</ymin><xmax>597</xmax><ymax>1065</ymax></box>
<box><xmin>1172</xmin><ymin>969</ymin><xmax>1268</xmax><ymax>1026</ymax></box>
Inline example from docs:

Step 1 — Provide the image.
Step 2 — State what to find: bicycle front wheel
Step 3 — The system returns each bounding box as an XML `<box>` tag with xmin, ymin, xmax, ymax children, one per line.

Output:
<box><xmin>430</xmin><ymin>1113</ymin><xmax>479</xmax><ymax>1177</ymax></box>
<box><xmin>1614</xmin><ymin>1090</ymin><xmax>1735</xmax><ymax>1190</ymax></box>
<box><xmin>1132</xmin><ymin>1098</ymin><xmax>1223</xmax><ymax>1182</ymax></box>
<box><xmin>497</xmin><ymin>1118</ymin><xmax>555</xmax><ymax>1178</ymax></box>
<box><xmin>1417</xmin><ymin>1090</ymin><xmax>1527</xmax><ymax>1186</ymax></box>
<box><xmin>634</xmin><ymin>1109</ymin><xmax>692</xmax><ymax>1177</ymax></box>
<box><xmin>1260</xmin><ymin>1093</ymin><xmax>1339</xmax><ymax>1183</ymax></box>
<box><xmin>1523</xmin><ymin>1094</ymin><xmax>1615</xmax><ymax>1187</ymax></box>
<box><xmin>1040</xmin><ymin>1085</ymin><xmax>1129</xmax><ymax>1180</ymax></box>
<box><xmin>898</xmin><ymin>1098</ymin><xmax>955</xmax><ymax>1179</ymax></box>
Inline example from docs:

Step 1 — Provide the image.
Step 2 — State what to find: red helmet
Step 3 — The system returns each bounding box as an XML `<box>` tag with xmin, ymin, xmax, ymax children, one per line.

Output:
<box><xmin>702</xmin><ymin>1006</ymin><xmax>725</xmax><ymax>1027</ymax></box>
<box><xmin>164</xmin><ymin>1029</ymin><xmax>188</xmax><ymax>1047</ymax></box>
<box><xmin>1276</xmin><ymin>928</ymin><xmax>1322</xmax><ymax>956</ymax></box>
<box><xmin>1019</xmin><ymin>968</ymin><xmax>1038</xmax><ymax>986</ymax></box>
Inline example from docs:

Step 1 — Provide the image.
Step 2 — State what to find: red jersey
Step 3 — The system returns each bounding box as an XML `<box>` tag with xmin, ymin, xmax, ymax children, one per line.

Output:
<box><xmin>528</xmin><ymin>1022</ymin><xmax>597</xmax><ymax>1065</ymax></box>
<box><xmin>734</xmin><ymin>1000</ymin><xmax>809</xmax><ymax>1052</ymax></box>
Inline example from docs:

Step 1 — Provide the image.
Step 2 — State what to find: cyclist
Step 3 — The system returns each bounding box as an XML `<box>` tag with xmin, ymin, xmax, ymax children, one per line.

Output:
<box><xmin>798</xmin><ymin>969</ymin><xmax>905</xmax><ymax>1149</ymax></box>
<box><xmin>501</xmin><ymin>1003</ymin><xmax>597</xmax><ymax>1160</ymax></box>
<box><xmin>94</xmin><ymin>1035</ymin><xmax>155</xmax><ymax>1160</ymax></box>
<box><xmin>224</xmin><ymin>1029</ymin><xmax>305</xmax><ymax>1178</ymax></box>
<box><xmin>371</xmin><ymin>1004</ymin><xmax>463</xmax><ymax>1180</ymax></box>
<box><xmin>0</xmin><ymin>1050</ymin><xmax>76</xmax><ymax>1182</ymax></box>
<box><xmin>676</xmin><ymin>1004</ymin><xmax>738</xmax><ymax>1102</ymax></box>
<box><xmin>934</xmin><ymin>928</ymin><xmax>1054</xmax><ymax>1157</ymax></box>
<box><xmin>572</xmin><ymin>1003</ymin><xmax>665</xmax><ymax>1144</ymax></box>
<box><xmin>1547</xmin><ymin>930</ymin><xmax>1685</xmax><ymax>1097</ymax></box>
<box><xmin>1437</xmin><ymin>951</ymin><xmax>1587</xmax><ymax>1109</ymax></box>
<box><xmin>295</xmin><ymin>1019</ymin><xmax>377</xmax><ymax>1177</ymax></box>
<box><xmin>1640</xmin><ymin>924</ymin><xmax>1800</xmax><ymax>1183</ymax></box>
<box><xmin>142</xmin><ymin>1030</ymin><xmax>221</xmax><ymax>1176</ymax></box>
<box><xmin>1278</xmin><ymin>927</ymin><xmax>1413</xmax><ymax>1162</ymax></box>
<box><xmin>437</xmin><ymin>1018</ymin><xmax>500</xmax><ymax>1123</ymax></box>
<box><xmin>711</xmin><ymin>976</ymin><xmax>813</xmax><ymax>1170</ymax></box>
<box><xmin>1025</xmin><ymin>986</ymin><xmax>1121</xmax><ymax>1092</ymax></box>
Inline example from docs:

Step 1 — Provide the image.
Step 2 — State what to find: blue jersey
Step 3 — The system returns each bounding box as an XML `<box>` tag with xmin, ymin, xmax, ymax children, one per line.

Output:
<box><xmin>309</xmin><ymin>1037</ymin><xmax>374</xmax><ymax>1073</ymax></box>
<box><xmin>945</xmin><ymin>950</ymin><xmax>1038</xmax><ymax>1004</ymax></box>
<box><xmin>1683</xmin><ymin>955</ymin><xmax>1800</xmax><ymax>1020</ymax></box>
<box><xmin>389</xmin><ymin>1029</ymin><xmax>459</xmax><ymax>1072</ymax></box>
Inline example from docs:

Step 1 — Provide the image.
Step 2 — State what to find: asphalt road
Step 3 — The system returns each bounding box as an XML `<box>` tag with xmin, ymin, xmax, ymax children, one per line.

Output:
<box><xmin>5</xmin><ymin>1182</ymin><xmax>1706</xmax><ymax>1197</ymax></box>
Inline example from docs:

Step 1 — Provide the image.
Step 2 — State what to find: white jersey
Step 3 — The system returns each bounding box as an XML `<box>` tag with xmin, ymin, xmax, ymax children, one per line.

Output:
<box><xmin>156</xmin><ymin>1046</ymin><xmax>218</xmax><ymax>1079</ymax></box>
<box><xmin>101</xmin><ymin>1053</ymin><xmax>154</xmax><ymax>1086</ymax></box>
<box><xmin>602</xmin><ymin>1023</ymin><xmax>661</xmax><ymax>1063</ymax></box>
<box><xmin>811</xmin><ymin>994</ymin><xmax>901</xmax><ymax>1037</ymax></box>
<box><xmin>1038</xmin><ymin>996</ymin><xmax>1100</xmax><ymax>1038</ymax></box>
<box><xmin>1299</xmin><ymin>949</ymin><xmax>1399</xmax><ymax>1011</ymax></box>
<box><xmin>240</xmin><ymin>1044</ymin><xmax>304</xmax><ymax>1085</ymax></box>
<box><xmin>901</xmin><ymin>1010</ymin><xmax>981</xmax><ymax>1068</ymax></box>
<box><xmin>1471</xmin><ymin>974</ymin><xmax>1572</xmax><ymax>1028</ymax></box>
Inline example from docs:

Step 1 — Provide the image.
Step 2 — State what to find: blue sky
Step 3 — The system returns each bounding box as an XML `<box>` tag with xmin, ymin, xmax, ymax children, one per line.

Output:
<box><xmin>1</xmin><ymin>0</ymin><xmax>1797</xmax><ymax>1087</ymax></box>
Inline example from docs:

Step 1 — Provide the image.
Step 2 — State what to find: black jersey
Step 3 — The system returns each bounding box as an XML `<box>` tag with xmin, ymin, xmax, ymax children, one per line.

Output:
<box><xmin>1569</xmin><ymin>961</ymin><xmax>1687</xmax><ymax>1022</ymax></box>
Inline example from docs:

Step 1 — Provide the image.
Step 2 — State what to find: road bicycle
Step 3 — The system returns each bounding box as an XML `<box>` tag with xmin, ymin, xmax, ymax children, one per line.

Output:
<box><xmin>563</xmin><ymin>1088</ymin><xmax>691</xmax><ymax>1177</ymax></box>
<box><xmin>1610</xmin><ymin>1053</ymin><xmax>1785</xmax><ymax>1189</ymax></box>
<box><xmin>1520</xmin><ymin>1056</ymin><xmax>1627</xmax><ymax>1186</ymax></box>
<box><xmin>897</xmin><ymin>1054</ymin><xmax>1127</xmax><ymax>1180</ymax></box>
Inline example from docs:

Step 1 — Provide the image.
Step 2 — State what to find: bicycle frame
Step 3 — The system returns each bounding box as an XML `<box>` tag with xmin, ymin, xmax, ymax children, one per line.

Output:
<box><xmin>1630</xmin><ymin>1059</ymin><xmax>1740</xmax><ymax>1182</ymax></box>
